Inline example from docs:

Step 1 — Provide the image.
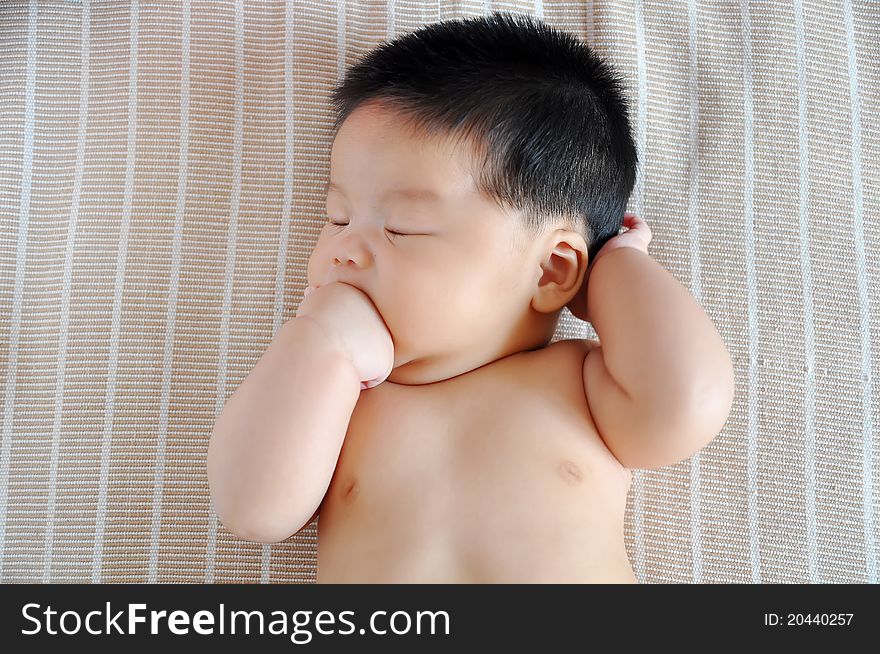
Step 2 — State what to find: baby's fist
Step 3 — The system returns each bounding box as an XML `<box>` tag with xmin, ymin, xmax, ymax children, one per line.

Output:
<box><xmin>296</xmin><ymin>282</ymin><xmax>395</xmax><ymax>392</ymax></box>
<box><xmin>567</xmin><ymin>213</ymin><xmax>652</xmax><ymax>324</ymax></box>
<box><xmin>595</xmin><ymin>213</ymin><xmax>651</xmax><ymax>261</ymax></box>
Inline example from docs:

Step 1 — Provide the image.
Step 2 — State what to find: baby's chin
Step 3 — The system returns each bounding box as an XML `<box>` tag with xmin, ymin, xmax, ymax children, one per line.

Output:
<box><xmin>385</xmin><ymin>345</ymin><xmax>497</xmax><ymax>386</ymax></box>
<box><xmin>384</xmin><ymin>353</ymin><xmax>453</xmax><ymax>386</ymax></box>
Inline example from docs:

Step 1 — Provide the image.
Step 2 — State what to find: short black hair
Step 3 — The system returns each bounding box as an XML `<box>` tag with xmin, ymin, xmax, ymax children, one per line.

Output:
<box><xmin>330</xmin><ymin>11</ymin><xmax>639</xmax><ymax>265</ymax></box>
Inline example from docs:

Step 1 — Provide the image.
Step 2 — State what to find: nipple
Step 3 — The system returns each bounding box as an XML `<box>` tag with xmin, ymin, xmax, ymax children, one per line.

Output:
<box><xmin>558</xmin><ymin>460</ymin><xmax>583</xmax><ymax>485</ymax></box>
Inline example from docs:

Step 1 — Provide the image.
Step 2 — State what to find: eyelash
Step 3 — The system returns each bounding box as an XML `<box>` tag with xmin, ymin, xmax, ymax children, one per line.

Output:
<box><xmin>328</xmin><ymin>221</ymin><xmax>410</xmax><ymax>237</ymax></box>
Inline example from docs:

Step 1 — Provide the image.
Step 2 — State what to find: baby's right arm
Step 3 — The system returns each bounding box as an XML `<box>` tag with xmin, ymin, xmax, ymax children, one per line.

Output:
<box><xmin>207</xmin><ymin>283</ymin><xmax>394</xmax><ymax>544</ymax></box>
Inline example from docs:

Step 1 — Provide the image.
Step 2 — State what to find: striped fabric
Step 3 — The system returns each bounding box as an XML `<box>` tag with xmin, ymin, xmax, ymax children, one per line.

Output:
<box><xmin>0</xmin><ymin>0</ymin><xmax>877</xmax><ymax>584</ymax></box>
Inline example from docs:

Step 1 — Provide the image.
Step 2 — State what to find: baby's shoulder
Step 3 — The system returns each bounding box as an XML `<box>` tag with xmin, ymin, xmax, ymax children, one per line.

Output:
<box><xmin>511</xmin><ymin>338</ymin><xmax>599</xmax><ymax>389</ymax></box>
<box><xmin>534</xmin><ymin>338</ymin><xmax>600</xmax><ymax>364</ymax></box>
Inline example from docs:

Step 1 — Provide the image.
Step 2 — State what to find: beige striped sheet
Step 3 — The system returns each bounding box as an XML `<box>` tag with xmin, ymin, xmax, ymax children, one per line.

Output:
<box><xmin>0</xmin><ymin>0</ymin><xmax>877</xmax><ymax>583</ymax></box>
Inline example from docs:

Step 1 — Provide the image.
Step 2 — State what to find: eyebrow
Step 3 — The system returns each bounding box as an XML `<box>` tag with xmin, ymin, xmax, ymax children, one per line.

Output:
<box><xmin>326</xmin><ymin>181</ymin><xmax>443</xmax><ymax>204</ymax></box>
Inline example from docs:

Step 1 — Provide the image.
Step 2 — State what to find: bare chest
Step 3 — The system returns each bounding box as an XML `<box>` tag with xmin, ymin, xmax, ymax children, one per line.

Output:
<box><xmin>316</xmin><ymin>340</ymin><xmax>634</xmax><ymax>583</ymax></box>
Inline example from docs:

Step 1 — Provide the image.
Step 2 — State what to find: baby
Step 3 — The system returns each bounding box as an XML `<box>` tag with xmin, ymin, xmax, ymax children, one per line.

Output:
<box><xmin>207</xmin><ymin>13</ymin><xmax>735</xmax><ymax>583</ymax></box>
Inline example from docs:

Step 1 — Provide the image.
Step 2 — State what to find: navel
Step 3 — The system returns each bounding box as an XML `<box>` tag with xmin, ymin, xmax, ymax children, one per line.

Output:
<box><xmin>341</xmin><ymin>478</ymin><xmax>359</xmax><ymax>503</ymax></box>
<box><xmin>557</xmin><ymin>459</ymin><xmax>583</xmax><ymax>485</ymax></box>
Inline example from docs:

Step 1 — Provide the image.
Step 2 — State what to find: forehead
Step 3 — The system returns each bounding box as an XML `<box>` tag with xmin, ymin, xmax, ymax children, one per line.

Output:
<box><xmin>326</xmin><ymin>180</ymin><xmax>444</xmax><ymax>207</ymax></box>
<box><xmin>328</xmin><ymin>105</ymin><xmax>479</xmax><ymax>204</ymax></box>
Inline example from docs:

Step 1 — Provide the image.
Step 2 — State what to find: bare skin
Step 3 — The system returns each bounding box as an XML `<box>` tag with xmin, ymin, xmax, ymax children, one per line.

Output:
<box><xmin>316</xmin><ymin>338</ymin><xmax>636</xmax><ymax>583</ymax></box>
<box><xmin>303</xmin><ymin>101</ymin><xmax>637</xmax><ymax>582</ymax></box>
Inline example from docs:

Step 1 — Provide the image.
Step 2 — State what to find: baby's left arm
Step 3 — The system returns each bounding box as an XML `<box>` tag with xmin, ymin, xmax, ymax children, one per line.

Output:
<box><xmin>579</xmin><ymin>215</ymin><xmax>735</xmax><ymax>470</ymax></box>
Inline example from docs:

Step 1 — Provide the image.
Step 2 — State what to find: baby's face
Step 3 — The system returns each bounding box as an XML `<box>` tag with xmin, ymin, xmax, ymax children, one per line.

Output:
<box><xmin>307</xmin><ymin>103</ymin><xmax>550</xmax><ymax>385</ymax></box>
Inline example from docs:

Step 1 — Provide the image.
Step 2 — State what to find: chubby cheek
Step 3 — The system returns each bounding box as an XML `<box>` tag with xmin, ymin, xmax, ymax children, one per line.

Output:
<box><xmin>381</xmin><ymin>267</ymin><xmax>477</xmax><ymax>353</ymax></box>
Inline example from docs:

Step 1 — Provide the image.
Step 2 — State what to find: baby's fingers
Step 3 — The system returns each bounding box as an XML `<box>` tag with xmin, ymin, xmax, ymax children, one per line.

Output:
<box><xmin>622</xmin><ymin>213</ymin><xmax>652</xmax><ymax>242</ymax></box>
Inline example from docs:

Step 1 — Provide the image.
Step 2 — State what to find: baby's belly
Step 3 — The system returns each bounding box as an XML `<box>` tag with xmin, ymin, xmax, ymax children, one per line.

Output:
<box><xmin>316</xmin><ymin>434</ymin><xmax>635</xmax><ymax>583</ymax></box>
<box><xmin>317</xmin><ymin>507</ymin><xmax>635</xmax><ymax>584</ymax></box>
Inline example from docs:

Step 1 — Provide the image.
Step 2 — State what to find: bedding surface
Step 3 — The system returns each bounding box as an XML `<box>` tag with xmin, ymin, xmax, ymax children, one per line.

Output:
<box><xmin>0</xmin><ymin>0</ymin><xmax>877</xmax><ymax>583</ymax></box>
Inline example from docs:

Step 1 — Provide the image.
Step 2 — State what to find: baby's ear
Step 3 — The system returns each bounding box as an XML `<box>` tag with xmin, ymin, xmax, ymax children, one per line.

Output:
<box><xmin>530</xmin><ymin>228</ymin><xmax>588</xmax><ymax>313</ymax></box>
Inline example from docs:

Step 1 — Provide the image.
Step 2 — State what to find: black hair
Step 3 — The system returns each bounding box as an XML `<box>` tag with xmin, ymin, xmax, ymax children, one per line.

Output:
<box><xmin>329</xmin><ymin>11</ymin><xmax>639</xmax><ymax>265</ymax></box>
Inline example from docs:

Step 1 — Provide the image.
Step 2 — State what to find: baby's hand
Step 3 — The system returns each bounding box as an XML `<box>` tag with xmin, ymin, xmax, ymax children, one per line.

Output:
<box><xmin>296</xmin><ymin>282</ymin><xmax>395</xmax><ymax>391</ymax></box>
<box><xmin>594</xmin><ymin>212</ymin><xmax>652</xmax><ymax>259</ymax></box>
<box><xmin>566</xmin><ymin>213</ymin><xmax>652</xmax><ymax>323</ymax></box>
